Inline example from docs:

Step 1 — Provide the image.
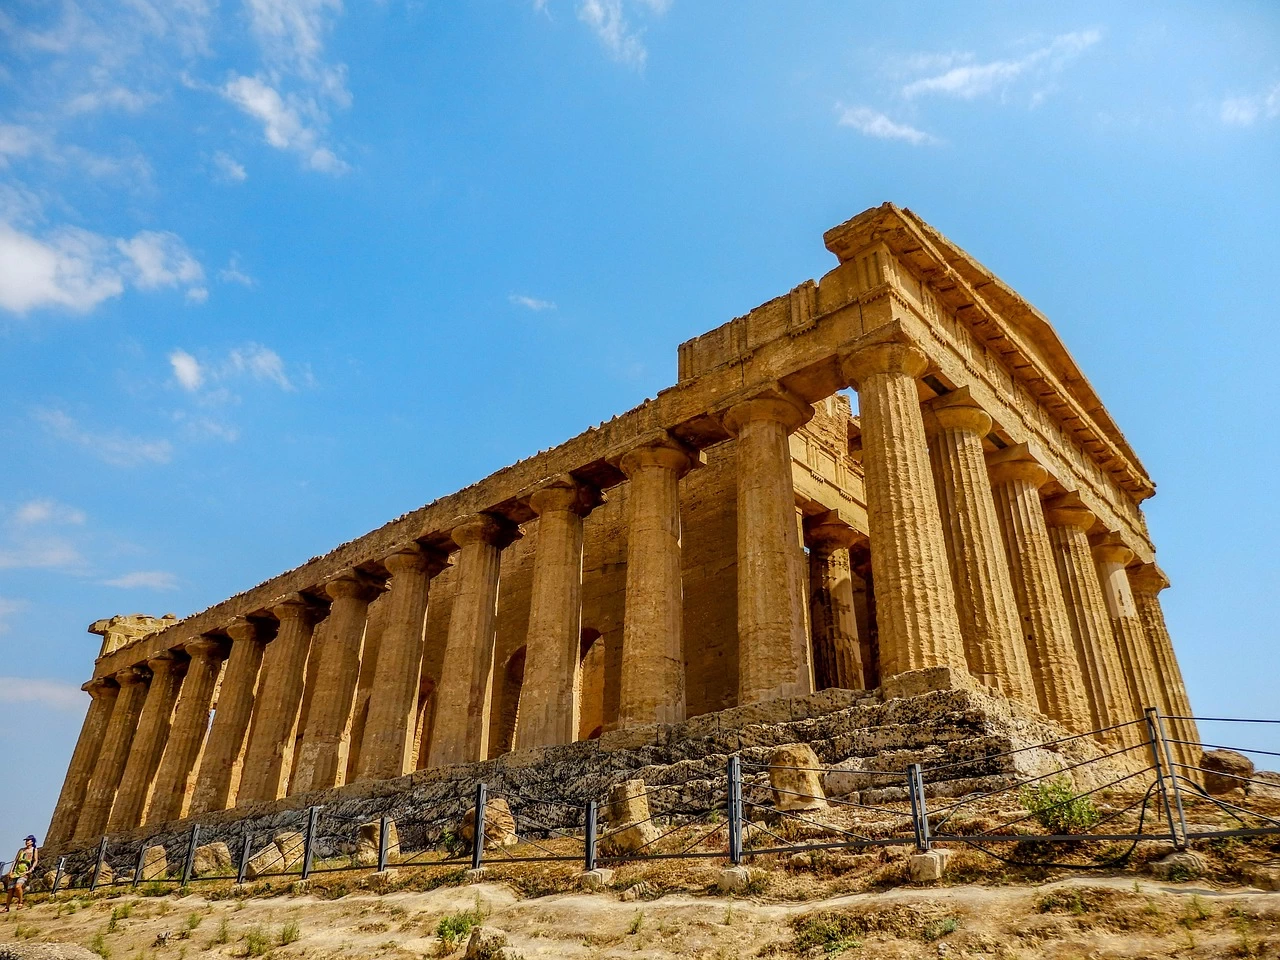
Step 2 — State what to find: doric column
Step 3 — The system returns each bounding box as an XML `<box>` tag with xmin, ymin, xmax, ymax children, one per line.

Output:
<box><xmin>1042</xmin><ymin>495</ymin><xmax>1136</xmax><ymax>746</ymax></box>
<box><xmin>357</xmin><ymin>546</ymin><xmax>444</xmax><ymax>780</ymax></box>
<box><xmin>107</xmin><ymin>652</ymin><xmax>186</xmax><ymax>832</ymax></box>
<box><xmin>805</xmin><ymin>514</ymin><xmax>865</xmax><ymax>690</ymax></box>
<box><xmin>723</xmin><ymin>389</ymin><xmax>815</xmax><ymax>704</ymax></box>
<box><xmin>617</xmin><ymin>438</ymin><xmax>697</xmax><ymax>728</ymax></box>
<box><xmin>45</xmin><ymin>678</ymin><xmax>119</xmax><ymax>851</ymax></box>
<box><xmin>292</xmin><ymin>571</ymin><xmax>381</xmax><ymax>794</ymax></box>
<box><xmin>987</xmin><ymin>447</ymin><xmax>1091</xmax><ymax>731</ymax></box>
<box><xmin>427</xmin><ymin>515</ymin><xmax>520</xmax><ymax>767</ymax></box>
<box><xmin>518</xmin><ymin>479</ymin><xmax>601</xmax><ymax>749</ymax></box>
<box><xmin>1130</xmin><ymin>564</ymin><xmax>1200</xmax><ymax>767</ymax></box>
<box><xmin>840</xmin><ymin>340</ymin><xmax>968</xmax><ymax>692</ymax></box>
<box><xmin>923</xmin><ymin>389</ymin><xmax>1036</xmax><ymax>703</ymax></box>
<box><xmin>1092</xmin><ymin>539</ymin><xmax>1163</xmax><ymax>719</ymax></box>
<box><xmin>146</xmin><ymin>638</ymin><xmax>227</xmax><ymax>824</ymax></box>
<box><xmin>75</xmin><ymin>666</ymin><xmax>149</xmax><ymax>841</ymax></box>
<box><xmin>238</xmin><ymin>595</ymin><xmax>319</xmax><ymax>803</ymax></box>
<box><xmin>189</xmin><ymin>618</ymin><xmax>266</xmax><ymax>815</ymax></box>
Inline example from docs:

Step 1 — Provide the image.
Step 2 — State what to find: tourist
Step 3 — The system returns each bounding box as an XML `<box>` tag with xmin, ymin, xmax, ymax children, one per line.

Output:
<box><xmin>3</xmin><ymin>836</ymin><xmax>38</xmax><ymax>911</ymax></box>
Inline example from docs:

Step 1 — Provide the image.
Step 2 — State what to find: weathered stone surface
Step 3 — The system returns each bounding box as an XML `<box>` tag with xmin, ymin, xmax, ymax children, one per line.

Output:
<box><xmin>909</xmin><ymin>849</ymin><xmax>952</xmax><ymax>882</ymax></box>
<box><xmin>579</xmin><ymin>868</ymin><xmax>614</xmax><ymax>890</ymax></box>
<box><xmin>599</xmin><ymin>780</ymin><xmax>660</xmax><ymax>856</ymax></box>
<box><xmin>458</xmin><ymin>798</ymin><xmax>518</xmax><ymax>848</ymax></box>
<box><xmin>190</xmin><ymin>841</ymin><xmax>232</xmax><ymax>877</ymax></box>
<box><xmin>769</xmin><ymin>743</ymin><xmax>826</xmax><ymax>811</ymax></box>
<box><xmin>0</xmin><ymin>944</ymin><xmax>101</xmax><ymax>959</ymax></box>
<box><xmin>356</xmin><ymin>817</ymin><xmax>400</xmax><ymax>865</ymax></box>
<box><xmin>1246</xmin><ymin>770</ymin><xmax>1280</xmax><ymax>800</ymax></box>
<box><xmin>1201</xmin><ymin>749</ymin><xmax>1254</xmax><ymax>795</ymax></box>
<box><xmin>139</xmin><ymin>844</ymin><xmax>168</xmax><ymax>881</ymax></box>
<box><xmin>1150</xmin><ymin>851</ymin><xmax>1205</xmax><ymax>880</ymax></box>
<box><xmin>274</xmin><ymin>830</ymin><xmax>306</xmax><ymax>869</ymax></box>
<box><xmin>717</xmin><ymin>866</ymin><xmax>751</xmax><ymax>893</ymax></box>
<box><xmin>465</xmin><ymin>927</ymin><xmax>508</xmax><ymax>959</ymax></box>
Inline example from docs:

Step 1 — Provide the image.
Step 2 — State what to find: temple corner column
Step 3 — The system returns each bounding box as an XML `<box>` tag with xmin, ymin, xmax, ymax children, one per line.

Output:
<box><xmin>45</xmin><ymin>677</ymin><xmax>119</xmax><ymax>851</ymax></box>
<box><xmin>106</xmin><ymin>651</ymin><xmax>186</xmax><ymax>833</ymax></box>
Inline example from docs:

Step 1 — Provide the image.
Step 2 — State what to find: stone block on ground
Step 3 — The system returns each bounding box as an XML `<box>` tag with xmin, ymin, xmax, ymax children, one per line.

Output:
<box><xmin>459</xmin><ymin>798</ymin><xmax>519</xmax><ymax>849</ymax></box>
<box><xmin>1244</xmin><ymin>864</ymin><xmax>1280</xmax><ymax>891</ymax></box>
<box><xmin>1201</xmin><ymin>749</ymin><xmax>1254</xmax><ymax>795</ymax></box>
<box><xmin>244</xmin><ymin>843</ymin><xmax>285</xmax><ymax>880</ymax></box>
<box><xmin>1246</xmin><ymin>770</ymin><xmax>1280</xmax><ymax>800</ymax></box>
<box><xmin>140</xmin><ymin>844</ymin><xmax>168</xmax><ymax>881</ymax></box>
<box><xmin>909</xmin><ymin>849</ymin><xmax>952</xmax><ymax>883</ymax></box>
<box><xmin>190</xmin><ymin>841</ymin><xmax>231</xmax><ymax>877</ymax></box>
<box><xmin>598</xmin><ymin>780</ymin><xmax>660</xmax><ymax>856</ymax></box>
<box><xmin>465</xmin><ymin>926</ymin><xmax>510</xmax><ymax>959</ymax></box>
<box><xmin>579</xmin><ymin>868</ymin><xmax>613</xmax><ymax>891</ymax></box>
<box><xmin>1151</xmin><ymin>851</ymin><xmax>1206</xmax><ymax>880</ymax></box>
<box><xmin>769</xmin><ymin>743</ymin><xmax>827</xmax><ymax>811</ymax></box>
<box><xmin>717</xmin><ymin>866</ymin><xmax>751</xmax><ymax>893</ymax></box>
<box><xmin>274</xmin><ymin>830</ymin><xmax>306</xmax><ymax>869</ymax></box>
<box><xmin>0</xmin><ymin>943</ymin><xmax>101</xmax><ymax>959</ymax></box>
<box><xmin>89</xmin><ymin>862</ymin><xmax>113</xmax><ymax>887</ymax></box>
<box><xmin>356</xmin><ymin>818</ymin><xmax>400</xmax><ymax>865</ymax></box>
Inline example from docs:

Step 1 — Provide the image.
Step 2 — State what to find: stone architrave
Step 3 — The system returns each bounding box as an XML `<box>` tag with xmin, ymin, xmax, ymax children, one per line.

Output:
<box><xmin>1042</xmin><ymin>494</ymin><xmax>1136</xmax><ymax>747</ymax></box>
<box><xmin>108</xmin><ymin>651</ymin><xmax>186</xmax><ymax>832</ymax></box>
<box><xmin>238</xmin><ymin>595</ymin><xmax>320</xmax><ymax>804</ymax></box>
<box><xmin>1092</xmin><ymin>539</ymin><xmax>1164</xmax><ymax>726</ymax></box>
<box><xmin>723</xmin><ymin>390</ymin><xmax>815</xmax><ymax>705</ymax></box>
<box><xmin>189</xmin><ymin>618</ymin><xmax>267</xmax><ymax>815</ymax></box>
<box><xmin>922</xmin><ymin>389</ymin><xmax>1036</xmax><ymax>704</ymax></box>
<box><xmin>356</xmin><ymin>546</ymin><xmax>444</xmax><ymax>781</ymax></box>
<box><xmin>44</xmin><ymin>677</ymin><xmax>119</xmax><ymax>851</ymax></box>
<box><xmin>1130</xmin><ymin>564</ymin><xmax>1200</xmax><ymax>768</ymax></box>
<box><xmin>987</xmin><ymin>445</ymin><xmax>1091</xmax><ymax>732</ymax></box>
<box><xmin>427</xmin><ymin>515</ymin><xmax>520</xmax><ymax>767</ymax></box>
<box><xmin>617</xmin><ymin>437</ymin><xmax>697</xmax><ymax>728</ymax></box>
<box><xmin>75</xmin><ymin>665</ymin><xmax>149</xmax><ymax>842</ymax></box>
<box><xmin>146</xmin><ymin>637</ymin><xmax>227</xmax><ymax>824</ymax></box>
<box><xmin>804</xmin><ymin>514</ymin><xmax>865</xmax><ymax>690</ymax></box>
<box><xmin>840</xmin><ymin>338</ymin><xmax>969</xmax><ymax>691</ymax></box>
<box><xmin>293</xmin><ymin>571</ymin><xmax>381</xmax><ymax>794</ymax></box>
<box><xmin>519</xmin><ymin>479</ymin><xmax>601</xmax><ymax>749</ymax></box>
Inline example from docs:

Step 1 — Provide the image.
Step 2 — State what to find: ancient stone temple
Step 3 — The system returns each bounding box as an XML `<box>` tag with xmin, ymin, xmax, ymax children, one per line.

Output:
<box><xmin>44</xmin><ymin>203</ymin><xmax>1197</xmax><ymax>853</ymax></box>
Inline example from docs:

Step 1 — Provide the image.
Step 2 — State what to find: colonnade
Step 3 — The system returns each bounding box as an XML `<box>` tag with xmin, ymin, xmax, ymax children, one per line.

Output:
<box><xmin>46</xmin><ymin>330</ymin><xmax>1195</xmax><ymax>852</ymax></box>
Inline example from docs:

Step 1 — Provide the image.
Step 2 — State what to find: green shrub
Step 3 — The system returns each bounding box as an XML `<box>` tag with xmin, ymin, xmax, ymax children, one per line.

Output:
<box><xmin>790</xmin><ymin>912</ymin><xmax>862</xmax><ymax>954</ymax></box>
<box><xmin>921</xmin><ymin>917</ymin><xmax>958</xmax><ymax>941</ymax></box>
<box><xmin>1020</xmin><ymin>777</ymin><xmax>1100</xmax><ymax>834</ymax></box>
<box><xmin>90</xmin><ymin>933</ymin><xmax>112</xmax><ymax>959</ymax></box>
<box><xmin>278</xmin><ymin>921</ymin><xmax>301</xmax><ymax>945</ymax></box>
<box><xmin>243</xmin><ymin>926</ymin><xmax>272</xmax><ymax>956</ymax></box>
<box><xmin>436</xmin><ymin>905</ymin><xmax>485</xmax><ymax>950</ymax></box>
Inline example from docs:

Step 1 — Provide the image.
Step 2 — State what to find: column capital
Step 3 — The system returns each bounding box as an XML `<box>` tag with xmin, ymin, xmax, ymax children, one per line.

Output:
<box><xmin>384</xmin><ymin>543</ymin><xmax>450</xmax><ymax>577</ymax></box>
<box><xmin>183</xmin><ymin>636</ymin><xmax>228</xmax><ymax>663</ymax></box>
<box><xmin>450</xmin><ymin>512</ymin><xmax>522</xmax><ymax>550</ymax></box>
<box><xmin>146</xmin><ymin>650</ymin><xmax>185</xmax><ymax>677</ymax></box>
<box><xmin>922</xmin><ymin>385</ymin><xmax>992</xmax><ymax>438</ymax></box>
<box><xmin>986</xmin><ymin>442</ymin><xmax>1050</xmax><ymax>489</ymax></box>
<box><xmin>619</xmin><ymin>435</ymin><xmax>699</xmax><ymax>479</ymax></box>
<box><xmin>1042</xmin><ymin>491</ymin><xmax>1097</xmax><ymax>531</ymax></box>
<box><xmin>225</xmin><ymin>616</ymin><xmax>265</xmax><ymax>645</ymax></box>
<box><xmin>323</xmin><ymin>569</ymin><xmax>385</xmax><ymax>603</ymax></box>
<box><xmin>840</xmin><ymin>334</ymin><xmax>929</xmax><ymax>385</ymax></box>
<box><xmin>721</xmin><ymin>386</ymin><xmax>814</xmax><ymax>435</ymax></box>
<box><xmin>1129</xmin><ymin>562</ymin><xmax>1171</xmax><ymax>596</ymax></box>
<box><xmin>271</xmin><ymin>592</ymin><xmax>322</xmax><ymax>624</ymax></box>
<box><xmin>82</xmin><ymin>676</ymin><xmax>118</xmax><ymax>698</ymax></box>
<box><xmin>1089</xmin><ymin>533</ymin><xmax>1134</xmax><ymax>566</ymax></box>
<box><xmin>528</xmin><ymin>476</ymin><xmax>604</xmax><ymax>518</ymax></box>
<box><xmin>803</xmin><ymin>511</ymin><xmax>864</xmax><ymax>553</ymax></box>
<box><xmin>115</xmin><ymin>664</ymin><xmax>150</xmax><ymax>686</ymax></box>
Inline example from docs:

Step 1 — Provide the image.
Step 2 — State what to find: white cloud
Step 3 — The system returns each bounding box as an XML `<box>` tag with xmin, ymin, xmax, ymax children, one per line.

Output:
<box><xmin>219</xmin><ymin>254</ymin><xmax>255</xmax><ymax>286</ymax></box>
<box><xmin>837</xmin><ymin>105</ymin><xmax>936</xmax><ymax>145</ymax></box>
<box><xmin>65</xmin><ymin>86</ymin><xmax>155</xmax><ymax>114</ymax></box>
<box><xmin>102</xmin><ymin>570</ymin><xmax>180</xmax><ymax>590</ymax></box>
<box><xmin>228</xmin><ymin>343</ymin><xmax>294</xmax><ymax>390</ymax></box>
<box><xmin>902</xmin><ymin>30</ymin><xmax>1101</xmax><ymax>101</ymax></box>
<box><xmin>0</xmin><ymin>222</ymin><xmax>124</xmax><ymax>314</ymax></box>
<box><xmin>1221</xmin><ymin>83</ymin><xmax>1280</xmax><ymax>127</ymax></box>
<box><xmin>0</xmin><ymin>124</ymin><xmax>43</xmax><ymax>167</ymax></box>
<box><xmin>117</xmin><ymin>230</ymin><xmax>205</xmax><ymax>291</ymax></box>
<box><xmin>0</xmin><ymin>677</ymin><xmax>86</xmax><ymax>712</ymax></box>
<box><xmin>169</xmin><ymin>349</ymin><xmax>204</xmax><ymax>391</ymax></box>
<box><xmin>35</xmin><ymin>408</ymin><xmax>173</xmax><ymax>466</ymax></box>
<box><xmin>0</xmin><ymin>537</ymin><xmax>84</xmax><ymax>570</ymax></box>
<box><xmin>12</xmin><ymin>499</ymin><xmax>86</xmax><ymax>526</ymax></box>
<box><xmin>578</xmin><ymin>0</ymin><xmax>648</xmax><ymax>68</ymax></box>
<box><xmin>221</xmin><ymin>74</ymin><xmax>349</xmax><ymax>174</ymax></box>
<box><xmin>244</xmin><ymin>0</ymin><xmax>349</xmax><ymax>103</ymax></box>
<box><xmin>213</xmin><ymin>150</ymin><xmax>248</xmax><ymax>182</ymax></box>
<box><xmin>509</xmin><ymin>293</ymin><xmax>557</xmax><ymax>311</ymax></box>
<box><xmin>0</xmin><ymin>599</ymin><xmax>26</xmax><ymax>634</ymax></box>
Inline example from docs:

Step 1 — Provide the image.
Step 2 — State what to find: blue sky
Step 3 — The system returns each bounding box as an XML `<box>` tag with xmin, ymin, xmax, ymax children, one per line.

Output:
<box><xmin>1</xmin><ymin>1</ymin><xmax>1277</xmax><ymax>857</ymax></box>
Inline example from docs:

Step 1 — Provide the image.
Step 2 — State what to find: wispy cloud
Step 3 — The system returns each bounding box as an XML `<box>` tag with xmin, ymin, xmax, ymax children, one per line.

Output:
<box><xmin>576</xmin><ymin>0</ymin><xmax>669</xmax><ymax>69</ymax></box>
<box><xmin>837</xmin><ymin>105</ymin><xmax>937</xmax><ymax>145</ymax></box>
<box><xmin>221</xmin><ymin>74</ymin><xmax>349</xmax><ymax>174</ymax></box>
<box><xmin>102</xmin><ymin>570</ymin><xmax>179</xmax><ymax>590</ymax></box>
<box><xmin>229</xmin><ymin>343</ymin><xmax>295</xmax><ymax>390</ymax></box>
<box><xmin>1221</xmin><ymin>83</ymin><xmax>1280</xmax><ymax>127</ymax></box>
<box><xmin>0</xmin><ymin>676</ymin><xmax>86</xmax><ymax>712</ymax></box>
<box><xmin>170</xmin><ymin>349</ymin><xmax>204</xmax><ymax>391</ymax></box>
<box><xmin>168</xmin><ymin>343</ymin><xmax>301</xmax><ymax>396</ymax></box>
<box><xmin>0</xmin><ymin>599</ymin><xmax>26</xmax><ymax>634</ymax></box>
<box><xmin>12</xmin><ymin>499</ymin><xmax>86</xmax><ymax>526</ymax></box>
<box><xmin>35</xmin><ymin>408</ymin><xmax>173</xmax><ymax>466</ymax></box>
<box><xmin>219</xmin><ymin>255</ymin><xmax>256</xmax><ymax>286</ymax></box>
<box><xmin>65</xmin><ymin>86</ymin><xmax>156</xmax><ymax>115</ymax></box>
<box><xmin>212</xmin><ymin>150</ymin><xmax>248</xmax><ymax>183</ymax></box>
<box><xmin>0</xmin><ymin>537</ymin><xmax>84</xmax><ymax>570</ymax></box>
<box><xmin>509</xmin><ymin>293</ymin><xmax>557</xmax><ymax>311</ymax></box>
<box><xmin>902</xmin><ymin>30</ymin><xmax>1101</xmax><ymax>101</ymax></box>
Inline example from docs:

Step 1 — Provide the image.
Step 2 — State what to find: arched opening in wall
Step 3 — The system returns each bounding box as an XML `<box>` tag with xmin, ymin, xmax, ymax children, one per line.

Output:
<box><xmin>492</xmin><ymin>646</ymin><xmax>525</xmax><ymax>758</ymax></box>
<box><xmin>414</xmin><ymin>675</ymin><xmax>437</xmax><ymax>770</ymax></box>
<box><xmin>578</xmin><ymin>628</ymin><xmax>605</xmax><ymax>741</ymax></box>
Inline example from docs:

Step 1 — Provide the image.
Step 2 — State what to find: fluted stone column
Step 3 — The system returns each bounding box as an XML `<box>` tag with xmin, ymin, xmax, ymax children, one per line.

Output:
<box><xmin>805</xmin><ymin>516</ymin><xmax>864</xmax><ymax>690</ymax></box>
<box><xmin>45</xmin><ymin>678</ymin><xmax>119</xmax><ymax>851</ymax></box>
<box><xmin>923</xmin><ymin>389</ymin><xmax>1036</xmax><ymax>703</ymax></box>
<box><xmin>427</xmin><ymin>515</ymin><xmax>520</xmax><ymax>767</ymax></box>
<box><xmin>617</xmin><ymin>439</ymin><xmax>696</xmax><ymax>728</ymax></box>
<box><xmin>293</xmin><ymin>572</ymin><xmax>381</xmax><ymax>794</ymax></box>
<box><xmin>1130</xmin><ymin>564</ymin><xmax>1200</xmax><ymax>768</ymax></box>
<box><xmin>1042</xmin><ymin>496</ymin><xmax>1136</xmax><ymax>746</ymax></box>
<box><xmin>724</xmin><ymin>391</ymin><xmax>815</xmax><ymax>704</ymax></box>
<box><xmin>987</xmin><ymin>446</ymin><xmax>1091</xmax><ymax>732</ymax></box>
<box><xmin>238</xmin><ymin>595</ymin><xmax>319</xmax><ymax>803</ymax></box>
<box><xmin>75</xmin><ymin>666</ymin><xmax>149</xmax><ymax>842</ymax></box>
<box><xmin>189</xmin><ymin>618</ymin><xmax>266</xmax><ymax>814</ymax></box>
<box><xmin>108</xmin><ymin>652</ymin><xmax>186</xmax><ymax>832</ymax></box>
<box><xmin>519</xmin><ymin>480</ymin><xmax>599</xmax><ymax>749</ymax></box>
<box><xmin>146</xmin><ymin>638</ymin><xmax>226</xmax><ymax>824</ymax></box>
<box><xmin>357</xmin><ymin>547</ymin><xmax>443</xmax><ymax>780</ymax></box>
<box><xmin>1093</xmin><ymin>540</ymin><xmax>1164</xmax><ymax>723</ymax></box>
<box><xmin>840</xmin><ymin>340</ymin><xmax>968</xmax><ymax>693</ymax></box>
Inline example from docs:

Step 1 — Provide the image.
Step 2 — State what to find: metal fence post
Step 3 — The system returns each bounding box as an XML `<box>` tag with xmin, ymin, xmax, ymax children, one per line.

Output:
<box><xmin>1145</xmin><ymin>707</ymin><xmax>1186</xmax><ymax>849</ymax></box>
<box><xmin>377</xmin><ymin>813</ymin><xmax>391</xmax><ymax>873</ymax></box>
<box><xmin>51</xmin><ymin>856</ymin><xmax>66</xmax><ymax>896</ymax></box>
<box><xmin>584</xmin><ymin>800</ymin><xmax>598</xmax><ymax>873</ymax></box>
<box><xmin>1153</xmin><ymin>708</ymin><xmax>1190</xmax><ymax>849</ymax></box>
<box><xmin>471</xmin><ymin>783</ymin><xmax>488</xmax><ymax>871</ymax></box>
<box><xmin>726</xmin><ymin>755</ymin><xmax>743</xmax><ymax>866</ymax></box>
<box><xmin>302</xmin><ymin>806</ymin><xmax>321</xmax><ymax>880</ymax></box>
<box><xmin>90</xmin><ymin>836</ymin><xmax>108</xmax><ymax>891</ymax></box>
<box><xmin>180</xmin><ymin>824</ymin><xmax>200</xmax><ymax>886</ymax></box>
<box><xmin>908</xmin><ymin>764</ymin><xmax>931</xmax><ymax>852</ymax></box>
<box><xmin>237</xmin><ymin>824</ymin><xmax>252</xmax><ymax>885</ymax></box>
<box><xmin>132</xmin><ymin>841</ymin><xmax>147</xmax><ymax>888</ymax></box>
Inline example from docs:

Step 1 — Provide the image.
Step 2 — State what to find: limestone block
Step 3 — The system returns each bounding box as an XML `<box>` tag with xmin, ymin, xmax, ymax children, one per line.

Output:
<box><xmin>459</xmin><ymin>798</ymin><xmax>519</xmax><ymax>848</ymax></box>
<box><xmin>1151</xmin><ymin>851</ymin><xmax>1205</xmax><ymax>880</ymax></box>
<box><xmin>274</xmin><ymin>830</ymin><xmax>307</xmax><ymax>869</ymax></box>
<box><xmin>1201</xmin><ymin>749</ymin><xmax>1254</xmax><ymax>795</ymax></box>
<box><xmin>465</xmin><ymin>926</ymin><xmax>508</xmax><ymax>959</ymax></box>
<box><xmin>190</xmin><ymin>842</ymin><xmax>232</xmax><ymax>877</ymax></box>
<box><xmin>356</xmin><ymin>818</ymin><xmax>400</xmax><ymax>865</ymax></box>
<box><xmin>140</xmin><ymin>844</ymin><xmax>169</xmax><ymax>881</ymax></box>
<box><xmin>244</xmin><ymin>845</ymin><xmax>285</xmax><ymax>880</ymax></box>
<box><xmin>599</xmin><ymin>780</ymin><xmax>660</xmax><ymax>856</ymax></box>
<box><xmin>769</xmin><ymin>743</ymin><xmax>826</xmax><ymax>811</ymax></box>
<box><xmin>908</xmin><ymin>849</ymin><xmax>952</xmax><ymax>883</ymax></box>
<box><xmin>717</xmin><ymin>866</ymin><xmax>751</xmax><ymax>893</ymax></box>
<box><xmin>1247</xmin><ymin>770</ymin><xmax>1280</xmax><ymax>801</ymax></box>
<box><xmin>579</xmin><ymin>868</ymin><xmax>614</xmax><ymax>891</ymax></box>
<box><xmin>1245</xmin><ymin>864</ymin><xmax>1280</xmax><ymax>891</ymax></box>
<box><xmin>90</xmin><ymin>862</ymin><xmax>114</xmax><ymax>887</ymax></box>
